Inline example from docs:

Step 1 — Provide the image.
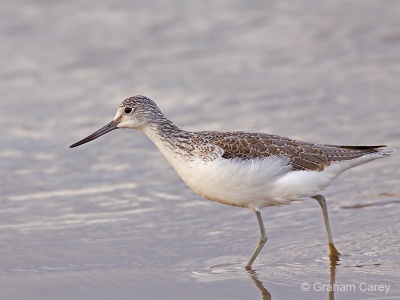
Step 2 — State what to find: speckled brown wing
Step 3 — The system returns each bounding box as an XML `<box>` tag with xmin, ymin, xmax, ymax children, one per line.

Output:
<box><xmin>207</xmin><ymin>131</ymin><xmax>387</xmax><ymax>172</ymax></box>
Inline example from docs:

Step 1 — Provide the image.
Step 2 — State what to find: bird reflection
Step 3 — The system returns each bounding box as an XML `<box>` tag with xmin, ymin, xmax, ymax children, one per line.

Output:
<box><xmin>328</xmin><ymin>253</ymin><xmax>340</xmax><ymax>300</ymax></box>
<box><xmin>246</xmin><ymin>253</ymin><xmax>340</xmax><ymax>300</ymax></box>
<box><xmin>246</xmin><ymin>269</ymin><xmax>271</xmax><ymax>300</ymax></box>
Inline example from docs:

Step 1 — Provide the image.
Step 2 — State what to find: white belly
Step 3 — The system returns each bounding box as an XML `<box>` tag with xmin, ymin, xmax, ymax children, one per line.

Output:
<box><xmin>167</xmin><ymin>155</ymin><xmax>297</xmax><ymax>208</ymax></box>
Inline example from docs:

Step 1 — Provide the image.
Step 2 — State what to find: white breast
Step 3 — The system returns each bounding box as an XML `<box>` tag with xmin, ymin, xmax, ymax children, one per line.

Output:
<box><xmin>164</xmin><ymin>152</ymin><xmax>296</xmax><ymax>208</ymax></box>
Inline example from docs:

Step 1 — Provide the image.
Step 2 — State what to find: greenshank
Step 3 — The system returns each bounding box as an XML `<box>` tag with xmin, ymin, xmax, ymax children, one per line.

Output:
<box><xmin>70</xmin><ymin>95</ymin><xmax>392</xmax><ymax>269</ymax></box>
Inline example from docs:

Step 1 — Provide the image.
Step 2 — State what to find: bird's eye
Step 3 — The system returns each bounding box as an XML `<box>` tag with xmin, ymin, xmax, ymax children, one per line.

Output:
<box><xmin>124</xmin><ymin>107</ymin><xmax>133</xmax><ymax>114</ymax></box>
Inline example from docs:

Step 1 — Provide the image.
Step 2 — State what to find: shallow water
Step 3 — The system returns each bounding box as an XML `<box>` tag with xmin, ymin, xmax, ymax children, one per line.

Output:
<box><xmin>1</xmin><ymin>0</ymin><xmax>400</xmax><ymax>299</ymax></box>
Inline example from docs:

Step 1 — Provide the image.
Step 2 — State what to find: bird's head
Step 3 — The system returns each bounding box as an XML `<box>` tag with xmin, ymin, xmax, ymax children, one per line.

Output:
<box><xmin>70</xmin><ymin>95</ymin><xmax>161</xmax><ymax>148</ymax></box>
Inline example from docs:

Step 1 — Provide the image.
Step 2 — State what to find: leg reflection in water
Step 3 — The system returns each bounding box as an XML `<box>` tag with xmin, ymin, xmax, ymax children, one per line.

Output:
<box><xmin>246</xmin><ymin>269</ymin><xmax>271</xmax><ymax>300</ymax></box>
<box><xmin>245</xmin><ymin>254</ymin><xmax>339</xmax><ymax>300</ymax></box>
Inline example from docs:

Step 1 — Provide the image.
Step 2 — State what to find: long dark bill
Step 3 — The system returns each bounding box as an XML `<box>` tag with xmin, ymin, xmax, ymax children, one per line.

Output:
<box><xmin>70</xmin><ymin>120</ymin><xmax>119</xmax><ymax>148</ymax></box>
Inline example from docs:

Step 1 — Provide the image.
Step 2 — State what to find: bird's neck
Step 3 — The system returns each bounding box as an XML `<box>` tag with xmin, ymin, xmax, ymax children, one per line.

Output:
<box><xmin>142</xmin><ymin>117</ymin><xmax>198</xmax><ymax>177</ymax></box>
<box><xmin>142</xmin><ymin>115</ymin><xmax>192</xmax><ymax>152</ymax></box>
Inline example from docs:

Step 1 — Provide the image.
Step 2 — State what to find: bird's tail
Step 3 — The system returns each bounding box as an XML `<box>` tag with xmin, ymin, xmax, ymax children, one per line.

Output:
<box><xmin>338</xmin><ymin>145</ymin><xmax>393</xmax><ymax>157</ymax></box>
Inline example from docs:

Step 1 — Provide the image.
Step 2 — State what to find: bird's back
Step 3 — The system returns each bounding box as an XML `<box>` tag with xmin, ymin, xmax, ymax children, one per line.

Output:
<box><xmin>202</xmin><ymin>131</ymin><xmax>392</xmax><ymax>172</ymax></box>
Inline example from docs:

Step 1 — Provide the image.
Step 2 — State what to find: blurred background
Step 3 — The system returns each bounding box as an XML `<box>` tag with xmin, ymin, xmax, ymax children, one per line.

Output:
<box><xmin>1</xmin><ymin>0</ymin><xmax>399</xmax><ymax>299</ymax></box>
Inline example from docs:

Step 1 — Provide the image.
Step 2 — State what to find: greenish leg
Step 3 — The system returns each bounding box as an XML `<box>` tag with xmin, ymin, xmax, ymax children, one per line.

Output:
<box><xmin>313</xmin><ymin>194</ymin><xmax>341</xmax><ymax>257</ymax></box>
<box><xmin>246</xmin><ymin>210</ymin><xmax>268</xmax><ymax>270</ymax></box>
